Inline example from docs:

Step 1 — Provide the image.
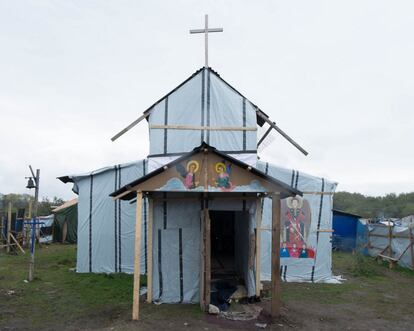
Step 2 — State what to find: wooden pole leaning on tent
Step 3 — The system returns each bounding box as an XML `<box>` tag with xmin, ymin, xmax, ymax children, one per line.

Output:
<box><xmin>7</xmin><ymin>202</ymin><xmax>12</xmax><ymax>253</ymax></box>
<box><xmin>271</xmin><ymin>193</ymin><xmax>281</xmax><ymax>320</ymax></box>
<box><xmin>147</xmin><ymin>198</ymin><xmax>154</xmax><ymax>303</ymax></box>
<box><xmin>255</xmin><ymin>198</ymin><xmax>263</xmax><ymax>297</ymax></box>
<box><xmin>132</xmin><ymin>191</ymin><xmax>143</xmax><ymax>320</ymax></box>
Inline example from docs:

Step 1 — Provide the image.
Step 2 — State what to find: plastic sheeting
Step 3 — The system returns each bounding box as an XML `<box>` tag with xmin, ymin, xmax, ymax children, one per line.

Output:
<box><xmin>63</xmin><ymin>157</ymin><xmax>338</xmax><ymax>305</ymax></box>
<box><xmin>147</xmin><ymin>68</ymin><xmax>257</xmax><ymax>157</ymax></box>
<box><xmin>256</xmin><ymin>161</ymin><xmax>337</xmax><ymax>283</ymax></box>
<box><xmin>66</xmin><ymin>160</ymin><xmax>149</xmax><ymax>274</ymax></box>
<box><xmin>365</xmin><ymin>223</ymin><xmax>414</xmax><ymax>270</ymax></box>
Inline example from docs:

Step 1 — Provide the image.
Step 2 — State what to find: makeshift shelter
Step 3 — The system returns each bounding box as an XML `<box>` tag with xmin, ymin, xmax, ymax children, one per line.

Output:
<box><xmin>52</xmin><ymin>199</ymin><xmax>78</xmax><ymax>244</ymax></box>
<box><xmin>332</xmin><ymin>209</ymin><xmax>362</xmax><ymax>252</ymax></box>
<box><xmin>357</xmin><ymin>220</ymin><xmax>414</xmax><ymax>270</ymax></box>
<box><xmin>59</xmin><ymin>66</ymin><xmax>337</xmax><ymax>319</ymax></box>
<box><xmin>38</xmin><ymin>215</ymin><xmax>54</xmax><ymax>243</ymax></box>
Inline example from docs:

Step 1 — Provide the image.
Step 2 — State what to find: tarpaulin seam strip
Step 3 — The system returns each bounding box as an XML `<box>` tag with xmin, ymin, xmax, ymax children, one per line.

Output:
<box><xmin>290</xmin><ymin>170</ymin><xmax>295</xmax><ymax>187</ymax></box>
<box><xmin>158</xmin><ymin>229</ymin><xmax>163</xmax><ymax>299</ymax></box>
<box><xmin>201</xmin><ymin>69</ymin><xmax>205</xmax><ymax>143</ymax></box>
<box><xmin>89</xmin><ymin>174</ymin><xmax>93</xmax><ymax>272</ymax></box>
<box><xmin>114</xmin><ymin>166</ymin><xmax>118</xmax><ymax>272</ymax></box>
<box><xmin>118</xmin><ymin>165</ymin><xmax>122</xmax><ymax>272</ymax></box>
<box><xmin>179</xmin><ymin>228</ymin><xmax>184</xmax><ymax>303</ymax></box>
<box><xmin>206</xmin><ymin>69</ymin><xmax>211</xmax><ymax>144</ymax></box>
<box><xmin>143</xmin><ymin>160</ymin><xmax>147</xmax><ymax>274</ymax></box>
<box><xmin>164</xmin><ymin>97</ymin><xmax>169</xmax><ymax>154</ymax></box>
<box><xmin>242</xmin><ymin>97</ymin><xmax>247</xmax><ymax>151</ymax></box>
<box><xmin>316</xmin><ymin>178</ymin><xmax>325</xmax><ymax>242</ymax></box>
<box><xmin>295</xmin><ymin>171</ymin><xmax>300</xmax><ymax>189</ymax></box>
<box><xmin>311</xmin><ymin>266</ymin><xmax>315</xmax><ymax>282</ymax></box>
<box><xmin>163</xmin><ymin>192</ymin><xmax>167</xmax><ymax>230</ymax></box>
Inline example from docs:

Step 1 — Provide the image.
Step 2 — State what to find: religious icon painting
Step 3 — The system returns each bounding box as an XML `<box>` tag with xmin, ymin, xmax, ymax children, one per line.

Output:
<box><xmin>175</xmin><ymin>160</ymin><xmax>199</xmax><ymax>189</ymax></box>
<box><xmin>280</xmin><ymin>196</ymin><xmax>315</xmax><ymax>259</ymax></box>
<box><xmin>214</xmin><ymin>161</ymin><xmax>235</xmax><ymax>191</ymax></box>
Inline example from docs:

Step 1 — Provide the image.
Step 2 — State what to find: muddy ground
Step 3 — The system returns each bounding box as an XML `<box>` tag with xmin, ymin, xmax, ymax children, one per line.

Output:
<box><xmin>1</xmin><ymin>245</ymin><xmax>413</xmax><ymax>331</ymax></box>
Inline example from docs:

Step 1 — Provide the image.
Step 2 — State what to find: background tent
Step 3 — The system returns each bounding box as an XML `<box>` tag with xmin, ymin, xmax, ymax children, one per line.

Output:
<box><xmin>52</xmin><ymin>199</ymin><xmax>78</xmax><ymax>244</ymax></box>
<box><xmin>332</xmin><ymin>209</ymin><xmax>362</xmax><ymax>252</ymax></box>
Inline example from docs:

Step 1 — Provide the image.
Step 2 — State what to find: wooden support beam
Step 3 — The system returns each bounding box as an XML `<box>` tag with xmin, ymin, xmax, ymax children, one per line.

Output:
<box><xmin>257</xmin><ymin>124</ymin><xmax>273</xmax><ymax>148</ymax></box>
<box><xmin>256</xmin><ymin>110</ymin><xmax>308</xmax><ymax>156</ymax></box>
<box><xmin>10</xmin><ymin>233</ymin><xmax>25</xmax><ymax>254</ymax></box>
<box><xmin>204</xmin><ymin>206</ymin><xmax>211</xmax><ymax>309</ymax></box>
<box><xmin>111</xmin><ymin>112</ymin><xmax>150</xmax><ymax>142</ymax></box>
<box><xmin>147</xmin><ymin>198</ymin><xmax>154</xmax><ymax>303</ymax></box>
<box><xmin>7</xmin><ymin>202</ymin><xmax>12</xmax><ymax>253</ymax></box>
<box><xmin>132</xmin><ymin>191</ymin><xmax>143</xmax><ymax>321</ymax></box>
<box><xmin>388</xmin><ymin>224</ymin><xmax>393</xmax><ymax>258</ymax></box>
<box><xmin>271</xmin><ymin>194</ymin><xmax>281</xmax><ymax>320</ymax></box>
<box><xmin>255</xmin><ymin>198</ymin><xmax>263</xmax><ymax>297</ymax></box>
<box><xmin>149</xmin><ymin>124</ymin><xmax>257</xmax><ymax>131</ymax></box>
<box><xmin>199</xmin><ymin>199</ymin><xmax>205</xmax><ymax>310</ymax></box>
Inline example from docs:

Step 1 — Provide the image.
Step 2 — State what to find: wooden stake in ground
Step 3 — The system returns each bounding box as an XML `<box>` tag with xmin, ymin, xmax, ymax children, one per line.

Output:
<box><xmin>7</xmin><ymin>202</ymin><xmax>12</xmax><ymax>253</ymax></box>
<box><xmin>147</xmin><ymin>198</ymin><xmax>153</xmax><ymax>303</ymax></box>
<box><xmin>28</xmin><ymin>167</ymin><xmax>40</xmax><ymax>282</ymax></box>
<box><xmin>271</xmin><ymin>193</ymin><xmax>281</xmax><ymax>320</ymax></box>
<box><xmin>255</xmin><ymin>198</ymin><xmax>263</xmax><ymax>297</ymax></box>
<box><xmin>132</xmin><ymin>191</ymin><xmax>143</xmax><ymax>321</ymax></box>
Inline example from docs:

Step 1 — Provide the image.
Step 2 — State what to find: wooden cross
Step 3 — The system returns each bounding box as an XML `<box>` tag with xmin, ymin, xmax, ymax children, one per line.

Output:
<box><xmin>190</xmin><ymin>14</ymin><xmax>223</xmax><ymax>68</ymax></box>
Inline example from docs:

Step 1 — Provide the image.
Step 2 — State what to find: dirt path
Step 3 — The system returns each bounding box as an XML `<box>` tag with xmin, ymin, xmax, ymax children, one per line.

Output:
<box><xmin>1</xmin><ymin>246</ymin><xmax>414</xmax><ymax>331</ymax></box>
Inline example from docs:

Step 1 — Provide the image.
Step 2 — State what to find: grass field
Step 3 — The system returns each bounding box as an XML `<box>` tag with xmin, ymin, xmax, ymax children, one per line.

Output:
<box><xmin>1</xmin><ymin>244</ymin><xmax>414</xmax><ymax>330</ymax></box>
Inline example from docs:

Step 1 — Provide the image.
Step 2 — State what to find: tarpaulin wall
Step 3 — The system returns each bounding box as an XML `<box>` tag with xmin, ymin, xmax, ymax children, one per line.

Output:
<box><xmin>53</xmin><ymin>204</ymin><xmax>78</xmax><ymax>244</ymax></box>
<box><xmin>147</xmin><ymin>68</ymin><xmax>257</xmax><ymax>166</ymax></box>
<box><xmin>69</xmin><ymin>160</ymin><xmax>148</xmax><ymax>274</ymax></box>
<box><xmin>365</xmin><ymin>223</ymin><xmax>414</xmax><ymax>270</ymax></box>
<box><xmin>256</xmin><ymin>161</ymin><xmax>337</xmax><ymax>283</ymax></box>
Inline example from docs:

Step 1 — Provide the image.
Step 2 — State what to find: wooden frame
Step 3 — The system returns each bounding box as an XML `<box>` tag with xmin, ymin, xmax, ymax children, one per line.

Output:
<box><xmin>255</xmin><ymin>198</ymin><xmax>263</xmax><ymax>297</ymax></box>
<box><xmin>146</xmin><ymin>198</ymin><xmax>154</xmax><ymax>303</ymax></box>
<box><xmin>132</xmin><ymin>191</ymin><xmax>143</xmax><ymax>320</ymax></box>
<box><xmin>271</xmin><ymin>194</ymin><xmax>281</xmax><ymax>320</ymax></box>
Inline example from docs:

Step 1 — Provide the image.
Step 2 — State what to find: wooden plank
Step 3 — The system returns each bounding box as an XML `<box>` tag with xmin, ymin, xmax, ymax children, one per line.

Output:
<box><xmin>256</xmin><ymin>110</ymin><xmax>308</xmax><ymax>156</ymax></box>
<box><xmin>112</xmin><ymin>189</ymin><xmax>133</xmax><ymax>201</ymax></box>
<box><xmin>147</xmin><ymin>198</ymin><xmax>154</xmax><ymax>303</ymax></box>
<box><xmin>255</xmin><ymin>198</ymin><xmax>263</xmax><ymax>297</ymax></box>
<box><xmin>257</xmin><ymin>124</ymin><xmax>273</xmax><ymax>148</ymax></box>
<box><xmin>7</xmin><ymin>202</ymin><xmax>11</xmax><ymax>253</ymax></box>
<box><xmin>199</xmin><ymin>200</ymin><xmax>205</xmax><ymax>310</ymax></box>
<box><xmin>111</xmin><ymin>112</ymin><xmax>150</xmax><ymax>142</ymax></box>
<box><xmin>302</xmin><ymin>192</ymin><xmax>334</xmax><ymax>195</ymax></box>
<box><xmin>388</xmin><ymin>225</ymin><xmax>393</xmax><ymax>258</ymax></box>
<box><xmin>9</xmin><ymin>233</ymin><xmax>25</xmax><ymax>254</ymax></box>
<box><xmin>149</xmin><ymin>124</ymin><xmax>257</xmax><ymax>131</ymax></box>
<box><xmin>271</xmin><ymin>194</ymin><xmax>281</xmax><ymax>320</ymax></box>
<box><xmin>132</xmin><ymin>191</ymin><xmax>143</xmax><ymax>321</ymax></box>
<box><xmin>204</xmin><ymin>206</ymin><xmax>211</xmax><ymax>308</ymax></box>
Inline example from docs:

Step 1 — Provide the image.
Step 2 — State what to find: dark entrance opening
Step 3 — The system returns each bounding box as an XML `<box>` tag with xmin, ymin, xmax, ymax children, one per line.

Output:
<box><xmin>210</xmin><ymin>210</ymin><xmax>236</xmax><ymax>281</ymax></box>
<box><xmin>209</xmin><ymin>210</ymin><xmax>251</xmax><ymax>309</ymax></box>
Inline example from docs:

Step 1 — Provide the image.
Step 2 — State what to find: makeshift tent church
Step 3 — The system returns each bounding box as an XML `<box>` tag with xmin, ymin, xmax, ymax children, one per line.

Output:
<box><xmin>59</xmin><ymin>66</ymin><xmax>337</xmax><ymax>316</ymax></box>
<box><xmin>59</xmin><ymin>12</ymin><xmax>337</xmax><ymax>321</ymax></box>
<box><xmin>52</xmin><ymin>198</ymin><xmax>78</xmax><ymax>244</ymax></box>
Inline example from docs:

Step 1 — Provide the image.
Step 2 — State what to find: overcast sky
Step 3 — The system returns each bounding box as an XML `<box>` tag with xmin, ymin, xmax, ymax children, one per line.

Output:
<box><xmin>0</xmin><ymin>1</ymin><xmax>413</xmax><ymax>200</ymax></box>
